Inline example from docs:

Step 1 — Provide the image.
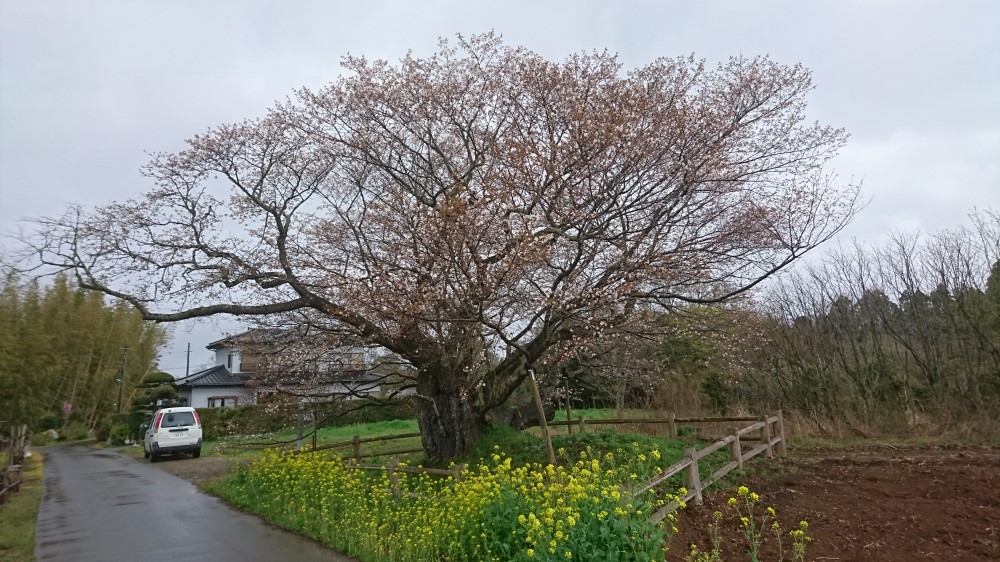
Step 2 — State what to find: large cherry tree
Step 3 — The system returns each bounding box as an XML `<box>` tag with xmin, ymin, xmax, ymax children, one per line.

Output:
<box><xmin>24</xmin><ymin>34</ymin><xmax>860</xmax><ymax>459</ymax></box>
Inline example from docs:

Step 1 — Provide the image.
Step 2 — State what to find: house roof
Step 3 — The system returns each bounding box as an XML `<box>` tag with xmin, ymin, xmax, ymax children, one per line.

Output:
<box><xmin>173</xmin><ymin>365</ymin><xmax>249</xmax><ymax>387</ymax></box>
<box><xmin>205</xmin><ymin>327</ymin><xmax>375</xmax><ymax>351</ymax></box>
<box><xmin>205</xmin><ymin>328</ymin><xmax>283</xmax><ymax>350</ymax></box>
<box><xmin>173</xmin><ymin>364</ymin><xmax>380</xmax><ymax>388</ymax></box>
<box><xmin>260</xmin><ymin>369</ymin><xmax>383</xmax><ymax>386</ymax></box>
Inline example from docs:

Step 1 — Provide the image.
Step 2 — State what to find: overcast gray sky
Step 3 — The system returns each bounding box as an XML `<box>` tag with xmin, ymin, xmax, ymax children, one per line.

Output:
<box><xmin>2</xmin><ymin>0</ymin><xmax>998</xmax><ymax>376</ymax></box>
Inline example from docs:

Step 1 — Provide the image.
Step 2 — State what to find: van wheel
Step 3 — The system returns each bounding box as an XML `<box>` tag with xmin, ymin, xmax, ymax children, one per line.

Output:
<box><xmin>150</xmin><ymin>452</ymin><xmax>158</xmax><ymax>463</ymax></box>
<box><xmin>192</xmin><ymin>448</ymin><xmax>201</xmax><ymax>459</ymax></box>
<box><xmin>143</xmin><ymin>447</ymin><xmax>150</xmax><ymax>459</ymax></box>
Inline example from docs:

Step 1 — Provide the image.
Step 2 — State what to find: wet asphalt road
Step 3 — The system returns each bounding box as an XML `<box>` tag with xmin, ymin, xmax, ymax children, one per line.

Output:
<box><xmin>35</xmin><ymin>444</ymin><xmax>354</xmax><ymax>562</ymax></box>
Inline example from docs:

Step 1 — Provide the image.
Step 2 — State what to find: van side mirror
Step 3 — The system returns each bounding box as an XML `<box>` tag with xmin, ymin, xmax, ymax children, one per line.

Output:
<box><xmin>140</xmin><ymin>423</ymin><xmax>148</xmax><ymax>432</ymax></box>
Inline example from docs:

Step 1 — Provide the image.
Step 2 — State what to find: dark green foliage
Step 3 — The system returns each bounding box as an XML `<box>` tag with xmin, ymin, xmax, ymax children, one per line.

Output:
<box><xmin>676</xmin><ymin>425</ymin><xmax>697</xmax><ymax>437</ymax></box>
<box><xmin>129</xmin><ymin>371</ymin><xmax>179</xmax><ymax>413</ymax></box>
<box><xmin>742</xmin><ymin>218</ymin><xmax>1000</xmax><ymax>432</ymax></box>
<box><xmin>699</xmin><ymin>372</ymin><xmax>730</xmax><ymax>412</ymax></box>
<box><xmin>465</xmin><ymin>423</ymin><xmax>549</xmax><ymax>465</ymax></box>
<box><xmin>37</xmin><ymin>415</ymin><xmax>60</xmax><ymax>432</ymax></box>
<box><xmin>114</xmin><ymin>411</ymin><xmax>150</xmax><ymax>443</ymax></box>
<box><xmin>196</xmin><ymin>406</ymin><xmax>291</xmax><ymax>441</ymax></box>
<box><xmin>323</xmin><ymin>399</ymin><xmax>415</xmax><ymax>426</ymax></box>
<box><xmin>551</xmin><ymin>429</ymin><xmax>679</xmax><ymax>459</ymax></box>
<box><xmin>108</xmin><ymin>423</ymin><xmax>129</xmax><ymax>445</ymax></box>
<box><xmin>0</xmin><ymin>270</ymin><xmax>167</xmax><ymax>433</ymax></box>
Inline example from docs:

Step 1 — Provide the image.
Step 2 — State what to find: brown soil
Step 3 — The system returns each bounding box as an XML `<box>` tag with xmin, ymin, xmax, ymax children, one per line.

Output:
<box><xmin>140</xmin><ymin>453</ymin><xmax>239</xmax><ymax>485</ymax></box>
<box><xmin>669</xmin><ymin>446</ymin><xmax>1000</xmax><ymax>561</ymax></box>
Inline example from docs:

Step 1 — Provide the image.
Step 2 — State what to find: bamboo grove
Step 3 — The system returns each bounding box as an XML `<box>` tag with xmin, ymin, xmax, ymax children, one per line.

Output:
<box><xmin>0</xmin><ymin>271</ymin><xmax>167</xmax><ymax>434</ymax></box>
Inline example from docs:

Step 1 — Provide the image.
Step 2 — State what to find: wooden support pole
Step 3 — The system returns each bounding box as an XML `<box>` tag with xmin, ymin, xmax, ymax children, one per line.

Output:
<box><xmin>668</xmin><ymin>412</ymin><xmax>677</xmax><ymax>437</ymax></box>
<box><xmin>528</xmin><ymin>370</ymin><xmax>557</xmax><ymax>466</ymax></box>
<box><xmin>579</xmin><ymin>415</ymin><xmax>586</xmax><ymax>434</ymax></box>
<box><xmin>684</xmin><ymin>447</ymin><xmax>703</xmax><ymax>505</ymax></box>
<box><xmin>352</xmin><ymin>434</ymin><xmax>361</xmax><ymax>460</ymax></box>
<box><xmin>729</xmin><ymin>427</ymin><xmax>743</xmax><ymax>469</ymax></box>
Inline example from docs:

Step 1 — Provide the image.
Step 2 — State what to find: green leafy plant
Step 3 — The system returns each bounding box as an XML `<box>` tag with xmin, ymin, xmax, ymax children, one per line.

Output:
<box><xmin>211</xmin><ymin>446</ymin><xmax>685</xmax><ymax>561</ymax></box>
<box><xmin>686</xmin><ymin>486</ymin><xmax>811</xmax><ymax>562</ymax></box>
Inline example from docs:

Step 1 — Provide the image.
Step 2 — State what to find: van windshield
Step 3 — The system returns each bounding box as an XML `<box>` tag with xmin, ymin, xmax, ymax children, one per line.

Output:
<box><xmin>160</xmin><ymin>412</ymin><xmax>196</xmax><ymax>428</ymax></box>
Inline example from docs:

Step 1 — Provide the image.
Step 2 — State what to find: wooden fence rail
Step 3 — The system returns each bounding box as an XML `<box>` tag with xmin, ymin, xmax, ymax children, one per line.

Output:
<box><xmin>0</xmin><ymin>425</ymin><xmax>29</xmax><ymax>507</ymax></box>
<box><xmin>543</xmin><ymin>413</ymin><xmax>771</xmax><ymax>437</ymax></box>
<box><xmin>633</xmin><ymin>411</ymin><xmax>786</xmax><ymax>524</ymax></box>
<box><xmin>305</xmin><ymin>431</ymin><xmax>423</xmax><ymax>461</ymax></box>
<box><xmin>347</xmin><ymin>458</ymin><xmax>468</xmax><ymax>500</ymax></box>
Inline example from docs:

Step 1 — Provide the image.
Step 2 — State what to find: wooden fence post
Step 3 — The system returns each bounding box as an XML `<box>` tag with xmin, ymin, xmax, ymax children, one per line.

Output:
<box><xmin>760</xmin><ymin>416</ymin><xmax>773</xmax><ymax>459</ymax></box>
<box><xmin>352</xmin><ymin>435</ymin><xmax>361</xmax><ymax>461</ymax></box>
<box><xmin>387</xmin><ymin>457</ymin><xmax>399</xmax><ymax>498</ymax></box>
<box><xmin>668</xmin><ymin>412</ymin><xmax>677</xmax><ymax>438</ymax></box>
<box><xmin>579</xmin><ymin>415</ymin><xmax>586</xmax><ymax>434</ymax></box>
<box><xmin>728</xmin><ymin>427</ymin><xmax>743</xmax><ymax>469</ymax></box>
<box><xmin>311</xmin><ymin>410</ymin><xmax>318</xmax><ymax>451</ymax></box>
<box><xmin>683</xmin><ymin>447</ymin><xmax>703</xmax><ymax>505</ymax></box>
<box><xmin>565</xmin><ymin>380</ymin><xmax>573</xmax><ymax>435</ymax></box>
<box><xmin>454</xmin><ymin>463</ymin><xmax>467</xmax><ymax>482</ymax></box>
<box><xmin>774</xmin><ymin>410</ymin><xmax>787</xmax><ymax>458</ymax></box>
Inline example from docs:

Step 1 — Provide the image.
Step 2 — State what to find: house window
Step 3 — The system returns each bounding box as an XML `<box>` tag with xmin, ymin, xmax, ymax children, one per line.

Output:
<box><xmin>227</xmin><ymin>353</ymin><xmax>233</xmax><ymax>369</ymax></box>
<box><xmin>208</xmin><ymin>396</ymin><xmax>238</xmax><ymax>408</ymax></box>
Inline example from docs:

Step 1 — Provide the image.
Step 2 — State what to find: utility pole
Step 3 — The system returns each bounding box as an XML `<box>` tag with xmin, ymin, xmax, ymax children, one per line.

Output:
<box><xmin>117</xmin><ymin>347</ymin><xmax>129</xmax><ymax>414</ymax></box>
<box><xmin>185</xmin><ymin>342</ymin><xmax>191</xmax><ymax>377</ymax></box>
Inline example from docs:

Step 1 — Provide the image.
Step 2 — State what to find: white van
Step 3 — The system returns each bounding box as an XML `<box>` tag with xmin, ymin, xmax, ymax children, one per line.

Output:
<box><xmin>143</xmin><ymin>407</ymin><xmax>203</xmax><ymax>461</ymax></box>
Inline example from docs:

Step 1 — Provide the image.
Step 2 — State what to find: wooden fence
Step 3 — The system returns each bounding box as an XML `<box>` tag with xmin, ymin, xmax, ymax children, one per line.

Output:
<box><xmin>633</xmin><ymin>412</ymin><xmax>786</xmax><ymax>523</ymax></box>
<box><xmin>349</xmin><ymin>458</ymin><xmax>467</xmax><ymax>499</ymax></box>
<box><xmin>0</xmin><ymin>425</ymin><xmax>29</xmax><ymax>506</ymax></box>
<box><xmin>524</xmin><ymin>411</ymin><xmax>787</xmax><ymax>523</ymax></box>
<box><xmin>308</xmin><ymin>431</ymin><xmax>424</xmax><ymax>461</ymax></box>
<box><xmin>300</xmin><ymin>411</ymin><xmax>785</xmax><ymax>523</ymax></box>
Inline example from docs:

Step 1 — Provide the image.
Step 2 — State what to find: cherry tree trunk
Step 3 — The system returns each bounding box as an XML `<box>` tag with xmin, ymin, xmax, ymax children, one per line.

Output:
<box><xmin>414</xmin><ymin>369</ymin><xmax>483</xmax><ymax>460</ymax></box>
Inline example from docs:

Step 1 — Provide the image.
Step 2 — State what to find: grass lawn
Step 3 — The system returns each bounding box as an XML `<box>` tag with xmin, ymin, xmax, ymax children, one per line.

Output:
<box><xmin>0</xmin><ymin>452</ymin><xmax>44</xmax><ymax>562</ymax></box>
<box><xmin>211</xmin><ymin>418</ymin><xmax>422</xmax><ymax>460</ymax></box>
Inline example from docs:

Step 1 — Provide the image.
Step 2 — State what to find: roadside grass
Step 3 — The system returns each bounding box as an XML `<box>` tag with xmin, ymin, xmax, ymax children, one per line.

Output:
<box><xmin>551</xmin><ymin>407</ymin><xmax>653</xmax><ymax>422</ymax></box>
<box><xmin>212</xmin><ymin>419</ymin><xmax>422</xmax><ymax>459</ymax></box>
<box><xmin>0</xmin><ymin>452</ymin><xmax>44</xmax><ymax>562</ymax></box>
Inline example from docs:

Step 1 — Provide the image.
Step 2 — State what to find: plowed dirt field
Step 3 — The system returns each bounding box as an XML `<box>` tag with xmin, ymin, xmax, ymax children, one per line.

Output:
<box><xmin>669</xmin><ymin>446</ymin><xmax>1000</xmax><ymax>561</ymax></box>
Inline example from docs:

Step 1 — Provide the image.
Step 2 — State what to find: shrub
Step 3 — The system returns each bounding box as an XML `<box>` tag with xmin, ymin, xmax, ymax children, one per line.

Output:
<box><xmin>196</xmin><ymin>405</ymin><xmax>290</xmax><ymax>441</ymax></box>
<box><xmin>59</xmin><ymin>422</ymin><xmax>92</xmax><ymax>442</ymax></box>
<box><xmin>329</xmin><ymin>399</ymin><xmax>415</xmax><ymax>425</ymax></box>
<box><xmin>31</xmin><ymin>430</ymin><xmax>54</xmax><ymax>447</ymax></box>
<box><xmin>108</xmin><ymin>423</ymin><xmax>129</xmax><ymax>445</ymax></box>
<box><xmin>37</xmin><ymin>414</ymin><xmax>60</xmax><ymax>432</ymax></box>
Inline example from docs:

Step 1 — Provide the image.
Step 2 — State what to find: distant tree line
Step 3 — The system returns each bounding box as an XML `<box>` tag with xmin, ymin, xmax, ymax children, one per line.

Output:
<box><xmin>549</xmin><ymin>210</ymin><xmax>999</xmax><ymax>436</ymax></box>
<box><xmin>0</xmin><ymin>271</ymin><xmax>167</xmax><ymax>436</ymax></box>
<box><xmin>709</xmin><ymin>210</ymin><xmax>999</xmax><ymax>433</ymax></box>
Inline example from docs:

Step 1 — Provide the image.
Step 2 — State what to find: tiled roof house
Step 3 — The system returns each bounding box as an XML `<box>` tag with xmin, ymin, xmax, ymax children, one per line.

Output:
<box><xmin>173</xmin><ymin>329</ymin><xmax>382</xmax><ymax>408</ymax></box>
